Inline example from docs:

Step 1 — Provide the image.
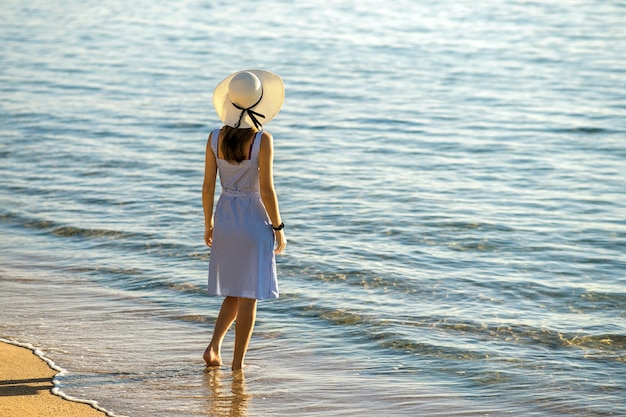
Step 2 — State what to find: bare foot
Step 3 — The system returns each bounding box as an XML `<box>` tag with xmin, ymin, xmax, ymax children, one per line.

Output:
<box><xmin>203</xmin><ymin>345</ymin><xmax>222</xmax><ymax>367</ymax></box>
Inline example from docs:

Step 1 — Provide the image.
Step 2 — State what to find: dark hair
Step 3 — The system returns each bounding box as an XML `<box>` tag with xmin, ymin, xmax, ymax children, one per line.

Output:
<box><xmin>221</xmin><ymin>126</ymin><xmax>254</xmax><ymax>163</ymax></box>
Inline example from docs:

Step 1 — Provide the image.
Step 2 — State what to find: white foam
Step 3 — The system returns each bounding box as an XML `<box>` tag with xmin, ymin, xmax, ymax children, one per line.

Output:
<box><xmin>0</xmin><ymin>338</ymin><xmax>128</xmax><ymax>417</ymax></box>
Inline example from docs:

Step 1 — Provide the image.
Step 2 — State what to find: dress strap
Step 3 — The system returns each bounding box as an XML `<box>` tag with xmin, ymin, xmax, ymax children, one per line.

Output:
<box><xmin>250</xmin><ymin>130</ymin><xmax>263</xmax><ymax>160</ymax></box>
<box><xmin>210</xmin><ymin>128</ymin><xmax>220</xmax><ymax>156</ymax></box>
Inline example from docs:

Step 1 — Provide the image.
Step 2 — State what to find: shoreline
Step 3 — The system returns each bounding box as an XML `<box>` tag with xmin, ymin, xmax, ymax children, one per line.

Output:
<box><xmin>0</xmin><ymin>340</ymin><xmax>113</xmax><ymax>417</ymax></box>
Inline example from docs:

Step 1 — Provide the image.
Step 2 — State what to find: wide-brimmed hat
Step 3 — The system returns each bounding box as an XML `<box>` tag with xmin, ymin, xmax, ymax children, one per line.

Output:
<box><xmin>213</xmin><ymin>69</ymin><xmax>284</xmax><ymax>129</ymax></box>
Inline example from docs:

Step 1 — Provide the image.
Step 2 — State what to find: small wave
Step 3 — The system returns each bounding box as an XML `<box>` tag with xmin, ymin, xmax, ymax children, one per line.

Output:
<box><xmin>24</xmin><ymin>219</ymin><xmax>58</xmax><ymax>231</ymax></box>
<box><xmin>422</xmin><ymin>220</ymin><xmax>516</xmax><ymax>233</ymax></box>
<box><xmin>552</xmin><ymin>127</ymin><xmax>616</xmax><ymax>135</ymax></box>
<box><xmin>307</xmin><ymin>269</ymin><xmax>416</xmax><ymax>294</ymax></box>
<box><xmin>291</xmin><ymin>298</ymin><xmax>626</xmax><ymax>364</ymax></box>
<box><xmin>65</xmin><ymin>266</ymin><xmax>144</xmax><ymax>277</ymax></box>
<box><xmin>292</xmin><ymin>303</ymin><xmax>488</xmax><ymax>360</ymax></box>
<box><xmin>376</xmin><ymin>334</ymin><xmax>488</xmax><ymax>361</ymax></box>
<box><xmin>319</xmin><ymin>308</ymin><xmax>366</xmax><ymax>326</ymax></box>
<box><xmin>68</xmin><ymin>265</ymin><xmax>207</xmax><ymax>296</ymax></box>
<box><xmin>160</xmin><ymin>122</ymin><xmax>206</xmax><ymax>130</ymax></box>
<box><xmin>558</xmin><ymin>332</ymin><xmax>626</xmax><ymax>352</ymax></box>
<box><xmin>447</xmin><ymin>239</ymin><xmax>501</xmax><ymax>252</ymax></box>
<box><xmin>50</xmin><ymin>226</ymin><xmax>139</xmax><ymax>240</ymax></box>
<box><xmin>171</xmin><ymin>314</ymin><xmax>211</xmax><ymax>324</ymax></box>
<box><xmin>0</xmin><ymin>211</ymin><xmax>140</xmax><ymax>241</ymax></box>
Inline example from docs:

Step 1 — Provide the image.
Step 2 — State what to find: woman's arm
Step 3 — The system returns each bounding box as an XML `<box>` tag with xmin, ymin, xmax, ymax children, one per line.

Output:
<box><xmin>202</xmin><ymin>132</ymin><xmax>218</xmax><ymax>246</ymax></box>
<box><xmin>258</xmin><ymin>131</ymin><xmax>287</xmax><ymax>254</ymax></box>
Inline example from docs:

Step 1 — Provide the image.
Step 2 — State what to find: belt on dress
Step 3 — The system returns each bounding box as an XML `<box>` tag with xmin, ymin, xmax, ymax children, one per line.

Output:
<box><xmin>221</xmin><ymin>189</ymin><xmax>260</xmax><ymax>197</ymax></box>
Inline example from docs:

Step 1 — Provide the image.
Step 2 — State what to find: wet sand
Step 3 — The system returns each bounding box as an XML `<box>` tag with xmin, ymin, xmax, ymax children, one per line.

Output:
<box><xmin>0</xmin><ymin>341</ymin><xmax>108</xmax><ymax>417</ymax></box>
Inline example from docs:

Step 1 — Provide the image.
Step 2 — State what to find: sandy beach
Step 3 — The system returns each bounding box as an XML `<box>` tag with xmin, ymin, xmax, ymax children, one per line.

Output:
<box><xmin>0</xmin><ymin>341</ymin><xmax>107</xmax><ymax>417</ymax></box>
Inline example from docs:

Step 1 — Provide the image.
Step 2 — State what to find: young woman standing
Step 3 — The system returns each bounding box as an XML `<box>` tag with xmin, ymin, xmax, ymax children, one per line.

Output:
<box><xmin>202</xmin><ymin>70</ymin><xmax>287</xmax><ymax>371</ymax></box>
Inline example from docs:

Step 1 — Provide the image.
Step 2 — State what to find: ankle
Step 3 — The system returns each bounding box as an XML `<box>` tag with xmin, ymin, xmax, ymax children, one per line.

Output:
<box><xmin>204</xmin><ymin>344</ymin><xmax>223</xmax><ymax>366</ymax></box>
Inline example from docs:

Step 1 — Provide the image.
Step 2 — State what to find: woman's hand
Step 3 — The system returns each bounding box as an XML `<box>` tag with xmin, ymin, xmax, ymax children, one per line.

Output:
<box><xmin>274</xmin><ymin>230</ymin><xmax>287</xmax><ymax>254</ymax></box>
<box><xmin>204</xmin><ymin>225</ymin><xmax>213</xmax><ymax>247</ymax></box>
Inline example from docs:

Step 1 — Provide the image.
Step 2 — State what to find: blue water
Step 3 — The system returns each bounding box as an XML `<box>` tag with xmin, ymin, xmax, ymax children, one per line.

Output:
<box><xmin>1</xmin><ymin>0</ymin><xmax>625</xmax><ymax>416</ymax></box>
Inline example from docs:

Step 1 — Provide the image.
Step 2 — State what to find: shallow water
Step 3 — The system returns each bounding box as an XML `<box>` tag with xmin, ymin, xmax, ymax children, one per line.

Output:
<box><xmin>1</xmin><ymin>0</ymin><xmax>625</xmax><ymax>416</ymax></box>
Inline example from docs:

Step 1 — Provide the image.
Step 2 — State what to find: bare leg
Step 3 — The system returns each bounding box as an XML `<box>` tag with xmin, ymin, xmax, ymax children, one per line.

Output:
<box><xmin>232</xmin><ymin>298</ymin><xmax>257</xmax><ymax>371</ymax></box>
<box><xmin>204</xmin><ymin>296</ymin><xmax>239</xmax><ymax>366</ymax></box>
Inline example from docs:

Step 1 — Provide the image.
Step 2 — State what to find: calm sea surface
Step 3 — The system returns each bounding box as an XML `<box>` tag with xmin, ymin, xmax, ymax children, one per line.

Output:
<box><xmin>1</xmin><ymin>0</ymin><xmax>625</xmax><ymax>416</ymax></box>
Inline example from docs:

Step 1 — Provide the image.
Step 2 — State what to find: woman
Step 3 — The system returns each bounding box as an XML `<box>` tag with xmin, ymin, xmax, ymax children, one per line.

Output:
<box><xmin>202</xmin><ymin>69</ymin><xmax>287</xmax><ymax>371</ymax></box>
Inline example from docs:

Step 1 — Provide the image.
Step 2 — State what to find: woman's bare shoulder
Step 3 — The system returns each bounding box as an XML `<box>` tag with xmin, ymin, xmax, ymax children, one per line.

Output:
<box><xmin>259</xmin><ymin>131</ymin><xmax>274</xmax><ymax>151</ymax></box>
<box><xmin>261</xmin><ymin>130</ymin><xmax>273</xmax><ymax>141</ymax></box>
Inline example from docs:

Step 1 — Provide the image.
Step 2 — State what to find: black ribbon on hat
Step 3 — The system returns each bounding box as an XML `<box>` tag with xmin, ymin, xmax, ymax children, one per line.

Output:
<box><xmin>232</xmin><ymin>89</ymin><xmax>265</xmax><ymax>129</ymax></box>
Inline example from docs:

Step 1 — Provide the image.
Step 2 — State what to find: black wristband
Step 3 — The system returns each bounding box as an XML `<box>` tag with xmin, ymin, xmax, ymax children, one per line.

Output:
<box><xmin>272</xmin><ymin>222</ymin><xmax>285</xmax><ymax>231</ymax></box>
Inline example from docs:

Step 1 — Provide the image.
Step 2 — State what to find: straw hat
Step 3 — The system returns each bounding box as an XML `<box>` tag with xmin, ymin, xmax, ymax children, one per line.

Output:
<box><xmin>213</xmin><ymin>69</ymin><xmax>284</xmax><ymax>129</ymax></box>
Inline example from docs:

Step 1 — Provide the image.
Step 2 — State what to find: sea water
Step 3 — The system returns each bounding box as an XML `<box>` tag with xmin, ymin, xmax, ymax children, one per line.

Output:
<box><xmin>1</xmin><ymin>0</ymin><xmax>625</xmax><ymax>415</ymax></box>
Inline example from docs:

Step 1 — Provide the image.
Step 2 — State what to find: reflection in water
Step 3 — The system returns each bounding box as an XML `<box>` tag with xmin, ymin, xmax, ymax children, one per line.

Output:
<box><xmin>204</xmin><ymin>368</ymin><xmax>250</xmax><ymax>417</ymax></box>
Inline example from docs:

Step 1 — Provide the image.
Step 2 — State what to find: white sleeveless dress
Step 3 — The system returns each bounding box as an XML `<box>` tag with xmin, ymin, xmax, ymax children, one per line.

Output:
<box><xmin>207</xmin><ymin>128</ymin><xmax>279</xmax><ymax>300</ymax></box>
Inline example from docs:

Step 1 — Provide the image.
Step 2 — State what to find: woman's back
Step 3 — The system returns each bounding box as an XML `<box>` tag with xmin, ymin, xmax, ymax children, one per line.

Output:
<box><xmin>211</xmin><ymin>128</ymin><xmax>263</xmax><ymax>196</ymax></box>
